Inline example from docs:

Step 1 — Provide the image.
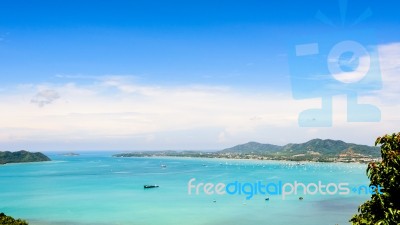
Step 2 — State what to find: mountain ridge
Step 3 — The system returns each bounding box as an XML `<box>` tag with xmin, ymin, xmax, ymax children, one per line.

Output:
<box><xmin>219</xmin><ymin>138</ymin><xmax>380</xmax><ymax>162</ymax></box>
<box><xmin>114</xmin><ymin>138</ymin><xmax>381</xmax><ymax>163</ymax></box>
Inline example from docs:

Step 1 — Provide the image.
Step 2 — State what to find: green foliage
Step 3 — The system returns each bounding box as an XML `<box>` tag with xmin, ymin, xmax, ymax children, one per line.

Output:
<box><xmin>350</xmin><ymin>133</ymin><xmax>400</xmax><ymax>224</ymax></box>
<box><xmin>220</xmin><ymin>139</ymin><xmax>380</xmax><ymax>157</ymax></box>
<box><xmin>0</xmin><ymin>213</ymin><xmax>28</xmax><ymax>225</ymax></box>
<box><xmin>0</xmin><ymin>150</ymin><xmax>50</xmax><ymax>164</ymax></box>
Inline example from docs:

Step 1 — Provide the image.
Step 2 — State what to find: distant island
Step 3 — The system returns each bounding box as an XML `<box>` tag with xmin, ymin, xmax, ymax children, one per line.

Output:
<box><xmin>0</xmin><ymin>150</ymin><xmax>51</xmax><ymax>165</ymax></box>
<box><xmin>60</xmin><ymin>152</ymin><xmax>80</xmax><ymax>156</ymax></box>
<box><xmin>113</xmin><ymin>139</ymin><xmax>381</xmax><ymax>163</ymax></box>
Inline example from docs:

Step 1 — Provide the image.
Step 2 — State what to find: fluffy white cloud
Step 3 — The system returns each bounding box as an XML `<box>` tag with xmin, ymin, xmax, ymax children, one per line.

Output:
<box><xmin>0</xmin><ymin>43</ymin><xmax>399</xmax><ymax>151</ymax></box>
<box><xmin>0</xmin><ymin>77</ymin><xmax>310</xmax><ymax>150</ymax></box>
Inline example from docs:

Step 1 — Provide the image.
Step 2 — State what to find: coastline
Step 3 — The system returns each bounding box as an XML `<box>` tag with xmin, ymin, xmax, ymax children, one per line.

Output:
<box><xmin>113</xmin><ymin>154</ymin><xmax>372</xmax><ymax>166</ymax></box>
<box><xmin>0</xmin><ymin>160</ymin><xmax>53</xmax><ymax>166</ymax></box>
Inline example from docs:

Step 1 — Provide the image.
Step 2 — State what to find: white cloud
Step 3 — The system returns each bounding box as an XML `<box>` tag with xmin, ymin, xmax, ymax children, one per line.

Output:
<box><xmin>377</xmin><ymin>43</ymin><xmax>400</xmax><ymax>101</ymax></box>
<box><xmin>0</xmin><ymin>77</ymin><xmax>310</xmax><ymax>150</ymax></box>
<box><xmin>0</xmin><ymin>42</ymin><xmax>399</xmax><ymax>151</ymax></box>
<box><xmin>30</xmin><ymin>89</ymin><xmax>60</xmax><ymax>107</ymax></box>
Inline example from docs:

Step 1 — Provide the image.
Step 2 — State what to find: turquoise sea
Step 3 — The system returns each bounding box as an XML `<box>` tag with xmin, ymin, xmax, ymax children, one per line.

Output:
<box><xmin>0</xmin><ymin>152</ymin><xmax>371</xmax><ymax>225</ymax></box>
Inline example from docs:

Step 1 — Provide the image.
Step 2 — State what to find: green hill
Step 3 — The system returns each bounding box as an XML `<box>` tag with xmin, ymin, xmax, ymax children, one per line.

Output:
<box><xmin>280</xmin><ymin>139</ymin><xmax>380</xmax><ymax>156</ymax></box>
<box><xmin>219</xmin><ymin>139</ymin><xmax>380</xmax><ymax>161</ymax></box>
<box><xmin>114</xmin><ymin>138</ymin><xmax>381</xmax><ymax>163</ymax></box>
<box><xmin>0</xmin><ymin>150</ymin><xmax>51</xmax><ymax>165</ymax></box>
<box><xmin>219</xmin><ymin>141</ymin><xmax>282</xmax><ymax>154</ymax></box>
<box><xmin>0</xmin><ymin>212</ymin><xmax>28</xmax><ymax>225</ymax></box>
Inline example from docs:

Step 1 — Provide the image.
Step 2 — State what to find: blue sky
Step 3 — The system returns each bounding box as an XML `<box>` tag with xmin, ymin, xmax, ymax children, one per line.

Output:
<box><xmin>0</xmin><ymin>0</ymin><xmax>399</xmax><ymax>151</ymax></box>
<box><xmin>1</xmin><ymin>0</ymin><xmax>398</xmax><ymax>87</ymax></box>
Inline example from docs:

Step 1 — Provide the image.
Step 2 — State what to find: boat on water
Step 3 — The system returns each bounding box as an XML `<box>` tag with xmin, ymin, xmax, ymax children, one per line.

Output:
<box><xmin>144</xmin><ymin>185</ymin><xmax>159</xmax><ymax>189</ymax></box>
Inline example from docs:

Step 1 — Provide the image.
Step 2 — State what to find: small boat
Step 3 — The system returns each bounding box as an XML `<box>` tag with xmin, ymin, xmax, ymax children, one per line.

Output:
<box><xmin>299</xmin><ymin>197</ymin><xmax>304</xmax><ymax>200</ymax></box>
<box><xmin>144</xmin><ymin>185</ymin><xmax>159</xmax><ymax>189</ymax></box>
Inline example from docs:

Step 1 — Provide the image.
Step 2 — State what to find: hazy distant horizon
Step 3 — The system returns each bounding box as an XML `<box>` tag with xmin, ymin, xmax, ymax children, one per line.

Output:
<box><xmin>4</xmin><ymin>137</ymin><xmax>379</xmax><ymax>152</ymax></box>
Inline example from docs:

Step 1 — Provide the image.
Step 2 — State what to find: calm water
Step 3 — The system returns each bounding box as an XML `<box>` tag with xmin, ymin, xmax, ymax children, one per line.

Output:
<box><xmin>0</xmin><ymin>152</ymin><xmax>371</xmax><ymax>225</ymax></box>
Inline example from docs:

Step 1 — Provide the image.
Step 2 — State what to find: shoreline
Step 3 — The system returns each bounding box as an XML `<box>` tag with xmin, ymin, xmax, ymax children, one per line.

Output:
<box><xmin>113</xmin><ymin>154</ymin><xmax>373</xmax><ymax>166</ymax></box>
